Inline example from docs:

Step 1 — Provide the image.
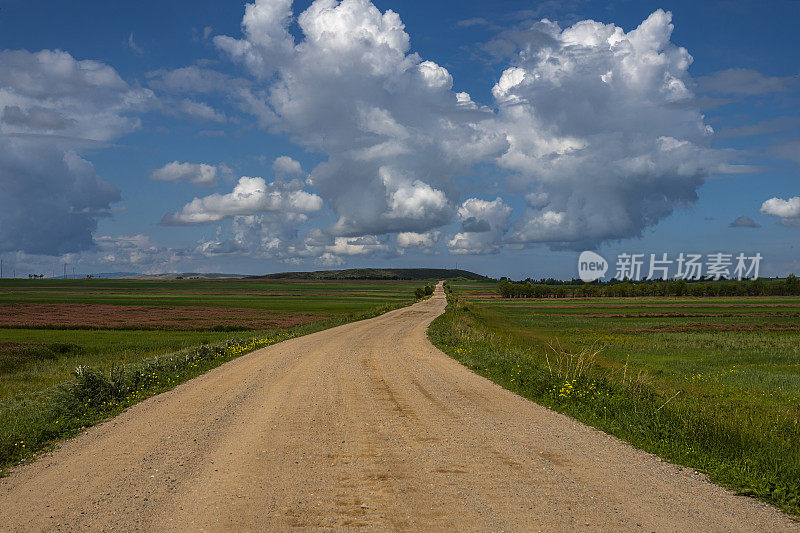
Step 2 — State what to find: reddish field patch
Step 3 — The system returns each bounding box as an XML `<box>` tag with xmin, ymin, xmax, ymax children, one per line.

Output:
<box><xmin>0</xmin><ymin>304</ymin><xmax>325</xmax><ymax>330</ymax></box>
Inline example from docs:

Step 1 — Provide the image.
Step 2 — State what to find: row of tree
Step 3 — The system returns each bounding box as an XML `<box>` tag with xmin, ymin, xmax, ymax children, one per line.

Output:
<box><xmin>498</xmin><ymin>275</ymin><xmax>800</xmax><ymax>298</ymax></box>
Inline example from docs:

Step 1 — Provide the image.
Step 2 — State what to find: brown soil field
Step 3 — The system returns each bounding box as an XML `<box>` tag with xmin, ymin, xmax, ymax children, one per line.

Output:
<box><xmin>0</xmin><ymin>304</ymin><xmax>323</xmax><ymax>330</ymax></box>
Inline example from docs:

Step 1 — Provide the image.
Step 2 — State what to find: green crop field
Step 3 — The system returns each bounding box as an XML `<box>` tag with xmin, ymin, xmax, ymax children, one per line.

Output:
<box><xmin>0</xmin><ymin>278</ymin><xmax>420</xmax><ymax>402</ymax></box>
<box><xmin>0</xmin><ymin>278</ymin><xmax>424</xmax><ymax>470</ymax></box>
<box><xmin>430</xmin><ymin>280</ymin><xmax>800</xmax><ymax>516</ymax></box>
<box><xmin>0</xmin><ymin>278</ymin><xmax>419</xmax><ymax>313</ymax></box>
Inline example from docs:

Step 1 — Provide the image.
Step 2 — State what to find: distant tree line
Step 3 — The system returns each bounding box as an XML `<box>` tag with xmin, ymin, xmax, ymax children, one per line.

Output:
<box><xmin>498</xmin><ymin>275</ymin><xmax>800</xmax><ymax>298</ymax></box>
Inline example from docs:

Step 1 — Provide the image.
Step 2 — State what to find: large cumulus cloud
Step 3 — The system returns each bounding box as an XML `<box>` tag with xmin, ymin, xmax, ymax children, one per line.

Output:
<box><xmin>4</xmin><ymin>3</ymin><xmax>736</xmax><ymax>265</ymax></box>
<box><xmin>0</xmin><ymin>49</ymin><xmax>151</xmax><ymax>254</ymax></box>
<box><xmin>488</xmin><ymin>10</ymin><xmax>730</xmax><ymax>248</ymax></box>
<box><xmin>0</xmin><ymin>138</ymin><xmax>120</xmax><ymax>254</ymax></box>
<box><xmin>215</xmin><ymin>0</ymin><xmax>507</xmax><ymax>240</ymax></box>
<box><xmin>208</xmin><ymin>2</ymin><xmax>733</xmax><ymax>259</ymax></box>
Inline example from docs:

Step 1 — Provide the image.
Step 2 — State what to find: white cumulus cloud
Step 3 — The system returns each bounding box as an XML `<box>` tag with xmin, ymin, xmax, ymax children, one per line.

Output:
<box><xmin>162</xmin><ymin>176</ymin><xmax>322</xmax><ymax>225</ymax></box>
<box><xmin>215</xmin><ymin>0</ymin><xmax>507</xmax><ymax>239</ymax></box>
<box><xmin>156</xmin><ymin>3</ymin><xmax>738</xmax><ymax>262</ymax></box>
<box><xmin>272</xmin><ymin>155</ymin><xmax>304</xmax><ymax>176</ymax></box>
<box><xmin>489</xmin><ymin>10</ymin><xmax>732</xmax><ymax>248</ymax></box>
<box><xmin>760</xmin><ymin>196</ymin><xmax>800</xmax><ymax>227</ymax></box>
<box><xmin>397</xmin><ymin>231</ymin><xmax>440</xmax><ymax>249</ymax></box>
<box><xmin>448</xmin><ymin>197</ymin><xmax>512</xmax><ymax>255</ymax></box>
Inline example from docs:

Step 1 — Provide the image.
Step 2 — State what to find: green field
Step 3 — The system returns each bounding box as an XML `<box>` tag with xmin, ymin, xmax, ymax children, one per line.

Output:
<box><xmin>0</xmin><ymin>278</ymin><xmax>420</xmax><ymax>402</ymax></box>
<box><xmin>430</xmin><ymin>281</ymin><xmax>800</xmax><ymax>515</ymax></box>
<box><xmin>0</xmin><ymin>278</ymin><xmax>425</xmax><ymax>470</ymax></box>
<box><xmin>0</xmin><ymin>278</ymin><xmax>419</xmax><ymax>312</ymax></box>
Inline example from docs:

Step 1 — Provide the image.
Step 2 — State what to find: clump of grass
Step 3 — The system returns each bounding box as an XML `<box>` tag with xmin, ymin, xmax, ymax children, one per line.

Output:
<box><xmin>544</xmin><ymin>338</ymin><xmax>600</xmax><ymax>382</ymax></box>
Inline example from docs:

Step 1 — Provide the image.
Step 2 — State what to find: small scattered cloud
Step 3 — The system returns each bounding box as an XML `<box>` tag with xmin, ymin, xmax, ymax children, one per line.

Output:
<box><xmin>696</xmin><ymin>69</ymin><xmax>797</xmax><ymax>96</ymax></box>
<box><xmin>272</xmin><ymin>155</ymin><xmax>304</xmax><ymax>176</ymax></box>
<box><xmin>717</xmin><ymin>117</ymin><xmax>800</xmax><ymax>139</ymax></box>
<box><xmin>455</xmin><ymin>17</ymin><xmax>498</xmax><ymax>30</ymax></box>
<box><xmin>150</xmin><ymin>161</ymin><xmax>231</xmax><ymax>186</ymax></box>
<box><xmin>178</xmin><ymin>99</ymin><xmax>226</xmax><ymax>122</ymax></box>
<box><xmin>760</xmin><ymin>196</ymin><xmax>800</xmax><ymax>227</ymax></box>
<box><xmin>772</xmin><ymin>139</ymin><xmax>800</xmax><ymax>165</ymax></box>
<box><xmin>147</xmin><ymin>66</ymin><xmax>242</xmax><ymax>94</ymax></box>
<box><xmin>126</xmin><ymin>33</ymin><xmax>144</xmax><ymax>54</ymax></box>
<box><xmin>729</xmin><ymin>215</ymin><xmax>760</xmax><ymax>228</ymax></box>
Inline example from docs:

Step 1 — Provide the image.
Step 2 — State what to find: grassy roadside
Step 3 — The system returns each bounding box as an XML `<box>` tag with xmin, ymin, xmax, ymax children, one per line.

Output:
<box><xmin>0</xmin><ymin>299</ymin><xmax>413</xmax><ymax>474</ymax></box>
<box><xmin>427</xmin><ymin>289</ymin><xmax>800</xmax><ymax>517</ymax></box>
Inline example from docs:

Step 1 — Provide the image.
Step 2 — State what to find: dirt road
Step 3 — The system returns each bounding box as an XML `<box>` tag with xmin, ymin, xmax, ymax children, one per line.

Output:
<box><xmin>1</xmin><ymin>284</ymin><xmax>796</xmax><ymax>531</ymax></box>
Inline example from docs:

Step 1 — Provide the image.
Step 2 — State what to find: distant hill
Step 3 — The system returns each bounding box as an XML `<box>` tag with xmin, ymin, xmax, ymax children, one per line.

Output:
<box><xmin>248</xmin><ymin>268</ymin><xmax>489</xmax><ymax>281</ymax></box>
<box><xmin>92</xmin><ymin>272</ymin><xmax>140</xmax><ymax>279</ymax></box>
<box><xmin>123</xmin><ymin>273</ymin><xmax>244</xmax><ymax>280</ymax></box>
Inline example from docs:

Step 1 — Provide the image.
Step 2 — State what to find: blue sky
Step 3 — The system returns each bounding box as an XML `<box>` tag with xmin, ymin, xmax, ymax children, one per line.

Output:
<box><xmin>0</xmin><ymin>0</ymin><xmax>798</xmax><ymax>279</ymax></box>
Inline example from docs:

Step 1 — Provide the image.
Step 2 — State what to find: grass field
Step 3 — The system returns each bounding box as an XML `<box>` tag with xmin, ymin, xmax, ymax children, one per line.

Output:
<box><xmin>0</xmin><ymin>278</ymin><xmax>419</xmax><ymax>401</ymax></box>
<box><xmin>0</xmin><ymin>278</ymin><xmax>422</xmax><ymax>470</ymax></box>
<box><xmin>429</xmin><ymin>281</ymin><xmax>800</xmax><ymax>516</ymax></box>
<box><xmin>0</xmin><ymin>278</ymin><xmax>420</xmax><ymax>318</ymax></box>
